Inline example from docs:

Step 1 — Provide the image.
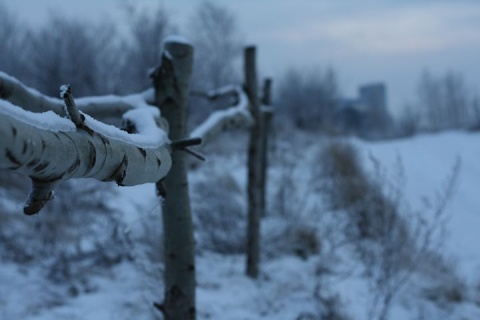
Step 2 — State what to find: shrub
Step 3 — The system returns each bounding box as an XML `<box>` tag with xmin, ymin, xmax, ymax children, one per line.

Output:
<box><xmin>264</xmin><ymin>141</ymin><xmax>323</xmax><ymax>259</ymax></box>
<box><xmin>191</xmin><ymin>166</ymin><xmax>246</xmax><ymax>254</ymax></box>
<box><xmin>318</xmin><ymin>140</ymin><xmax>461</xmax><ymax>320</ymax></box>
<box><xmin>0</xmin><ymin>173</ymin><xmax>131</xmax><ymax>283</ymax></box>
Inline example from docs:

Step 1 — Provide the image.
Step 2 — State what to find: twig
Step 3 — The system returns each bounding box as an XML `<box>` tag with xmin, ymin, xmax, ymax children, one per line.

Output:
<box><xmin>60</xmin><ymin>84</ymin><xmax>84</xmax><ymax>127</ymax></box>
<box><xmin>171</xmin><ymin>137</ymin><xmax>205</xmax><ymax>161</ymax></box>
<box><xmin>170</xmin><ymin>137</ymin><xmax>202</xmax><ymax>149</ymax></box>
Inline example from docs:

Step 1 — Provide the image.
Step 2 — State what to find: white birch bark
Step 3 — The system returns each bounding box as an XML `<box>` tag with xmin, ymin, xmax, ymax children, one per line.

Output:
<box><xmin>0</xmin><ymin>100</ymin><xmax>171</xmax><ymax>215</ymax></box>
<box><xmin>153</xmin><ymin>37</ymin><xmax>196</xmax><ymax>320</ymax></box>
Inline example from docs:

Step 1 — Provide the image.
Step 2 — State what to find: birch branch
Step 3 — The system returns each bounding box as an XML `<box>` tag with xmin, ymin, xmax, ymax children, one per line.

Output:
<box><xmin>190</xmin><ymin>85</ymin><xmax>253</xmax><ymax>145</ymax></box>
<box><xmin>190</xmin><ymin>85</ymin><xmax>238</xmax><ymax>101</ymax></box>
<box><xmin>0</xmin><ymin>98</ymin><xmax>171</xmax><ymax>215</ymax></box>
<box><xmin>0</xmin><ymin>71</ymin><xmax>153</xmax><ymax>121</ymax></box>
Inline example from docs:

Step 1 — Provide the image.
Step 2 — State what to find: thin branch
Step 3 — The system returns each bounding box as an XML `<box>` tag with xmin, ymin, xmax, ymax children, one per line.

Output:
<box><xmin>0</xmin><ymin>71</ymin><xmax>152</xmax><ymax>121</ymax></box>
<box><xmin>190</xmin><ymin>85</ymin><xmax>239</xmax><ymax>101</ymax></box>
<box><xmin>181</xmin><ymin>148</ymin><xmax>206</xmax><ymax>161</ymax></box>
<box><xmin>60</xmin><ymin>84</ymin><xmax>84</xmax><ymax>127</ymax></box>
<box><xmin>0</xmin><ymin>71</ymin><xmax>64</xmax><ymax>114</ymax></box>
<box><xmin>170</xmin><ymin>137</ymin><xmax>202</xmax><ymax>149</ymax></box>
<box><xmin>190</xmin><ymin>90</ymin><xmax>212</xmax><ymax>99</ymax></box>
<box><xmin>171</xmin><ymin>138</ymin><xmax>205</xmax><ymax>161</ymax></box>
<box><xmin>190</xmin><ymin>85</ymin><xmax>252</xmax><ymax>145</ymax></box>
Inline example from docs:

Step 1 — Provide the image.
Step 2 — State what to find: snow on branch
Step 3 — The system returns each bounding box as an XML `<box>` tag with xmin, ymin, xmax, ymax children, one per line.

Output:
<box><xmin>0</xmin><ymin>97</ymin><xmax>171</xmax><ymax>215</ymax></box>
<box><xmin>190</xmin><ymin>85</ymin><xmax>253</xmax><ymax>145</ymax></box>
<box><xmin>190</xmin><ymin>84</ymin><xmax>239</xmax><ymax>100</ymax></box>
<box><xmin>0</xmin><ymin>71</ymin><xmax>153</xmax><ymax>121</ymax></box>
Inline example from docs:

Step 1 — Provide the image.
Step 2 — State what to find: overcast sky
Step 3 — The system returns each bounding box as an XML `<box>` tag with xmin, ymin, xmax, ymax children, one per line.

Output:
<box><xmin>4</xmin><ymin>0</ymin><xmax>480</xmax><ymax>115</ymax></box>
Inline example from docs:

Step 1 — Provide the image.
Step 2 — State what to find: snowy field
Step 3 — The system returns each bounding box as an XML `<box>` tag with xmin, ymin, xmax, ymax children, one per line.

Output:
<box><xmin>1</xmin><ymin>131</ymin><xmax>480</xmax><ymax>320</ymax></box>
<box><xmin>356</xmin><ymin>131</ymin><xmax>480</xmax><ymax>284</ymax></box>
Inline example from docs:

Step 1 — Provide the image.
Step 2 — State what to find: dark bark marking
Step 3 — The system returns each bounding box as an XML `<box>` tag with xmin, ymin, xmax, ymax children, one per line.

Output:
<box><xmin>33</xmin><ymin>162</ymin><xmax>49</xmax><ymax>172</ymax></box>
<box><xmin>115</xmin><ymin>154</ymin><xmax>128</xmax><ymax>186</ymax></box>
<box><xmin>22</xmin><ymin>140</ymin><xmax>28</xmax><ymax>155</ymax></box>
<box><xmin>27</xmin><ymin>158</ymin><xmax>40</xmax><ymax>168</ymax></box>
<box><xmin>53</xmin><ymin>133</ymin><xmax>61</xmax><ymax>141</ymax></box>
<box><xmin>167</xmin><ymin>285</ymin><xmax>185</xmax><ymax>305</ymax></box>
<box><xmin>137</xmin><ymin>147</ymin><xmax>147</xmax><ymax>159</ymax></box>
<box><xmin>66</xmin><ymin>159</ymin><xmax>81</xmax><ymax>176</ymax></box>
<box><xmin>5</xmin><ymin>149</ymin><xmax>21</xmax><ymax>168</ymax></box>
<box><xmin>96</xmin><ymin>132</ymin><xmax>110</xmax><ymax>146</ymax></box>
<box><xmin>42</xmin><ymin>174</ymin><xmax>63</xmax><ymax>183</ymax></box>
<box><xmin>157</xmin><ymin>158</ymin><xmax>161</xmax><ymax>167</ymax></box>
<box><xmin>103</xmin><ymin>154</ymin><xmax>128</xmax><ymax>186</ymax></box>
<box><xmin>41</xmin><ymin>140</ymin><xmax>46</xmax><ymax>152</ymax></box>
<box><xmin>156</xmin><ymin>179</ymin><xmax>167</xmax><ymax>198</ymax></box>
<box><xmin>11</xmin><ymin>126</ymin><xmax>17</xmax><ymax>137</ymax></box>
<box><xmin>85</xmin><ymin>141</ymin><xmax>96</xmax><ymax>175</ymax></box>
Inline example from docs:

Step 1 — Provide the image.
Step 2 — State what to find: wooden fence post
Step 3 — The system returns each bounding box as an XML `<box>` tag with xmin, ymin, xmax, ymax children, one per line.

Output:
<box><xmin>245</xmin><ymin>46</ymin><xmax>262</xmax><ymax>278</ymax></box>
<box><xmin>259</xmin><ymin>78</ymin><xmax>273</xmax><ymax>217</ymax></box>
<box><xmin>153</xmin><ymin>37</ymin><xmax>196</xmax><ymax>320</ymax></box>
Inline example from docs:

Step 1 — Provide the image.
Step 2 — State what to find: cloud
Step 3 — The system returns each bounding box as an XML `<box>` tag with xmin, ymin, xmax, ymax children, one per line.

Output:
<box><xmin>270</xmin><ymin>2</ymin><xmax>480</xmax><ymax>56</ymax></box>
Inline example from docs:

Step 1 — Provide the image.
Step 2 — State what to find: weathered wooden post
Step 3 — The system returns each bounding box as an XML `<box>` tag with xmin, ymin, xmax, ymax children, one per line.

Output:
<box><xmin>259</xmin><ymin>78</ymin><xmax>273</xmax><ymax>216</ymax></box>
<box><xmin>152</xmin><ymin>36</ymin><xmax>196</xmax><ymax>320</ymax></box>
<box><xmin>245</xmin><ymin>46</ymin><xmax>262</xmax><ymax>278</ymax></box>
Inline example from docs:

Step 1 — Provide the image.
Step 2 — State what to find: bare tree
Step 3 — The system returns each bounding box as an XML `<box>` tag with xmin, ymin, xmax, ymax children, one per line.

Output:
<box><xmin>417</xmin><ymin>70</ymin><xmax>441</xmax><ymax>130</ymax></box>
<box><xmin>416</xmin><ymin>69</ymin><xmax>471</xmax><ymax>131</ymax></box>
<box><xmin>277</xmin><ymin>67</ymin><xmax>339</xmax><ymax>131</ymax></box>
<box><xmin>119</xmin><ymin>4</ymin><xmax>172</xmax><ymax>93</ymax></box>
<box><xmin>18</xmin><ymin>16</ymin><xmax>118</xmax><ymax>97</ymax></box>
<box><xmin>443</xmin><ymin>71</ymin><xmax>469</xmax><ymax>128</ymax></box>
<box><xmin>0</xmin><ymin>2</ymin><xmax>29</xmax><ymax>78</ymax></box>
<box><xmin>186</xmin><ymin>1</ymin><xmax>243</xmax><ymax>127</ymax></box>
<box><xmin>188</xmin><ymin>1</ymin><xmax>242</xmax><ymax>91</ymax></box>
<box><xmin>397</xmin><ymin>104</ymin><xmax>420</xmax><ymax>137</ymax></box>
<box><xmin>471</xmin><ymin>96</ymin><xmax>480</xmax><ymax>130</ymax></box>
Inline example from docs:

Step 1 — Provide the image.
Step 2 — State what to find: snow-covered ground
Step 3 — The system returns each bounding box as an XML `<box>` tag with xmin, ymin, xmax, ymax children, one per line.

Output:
<box><xmin>1</xmin><ymin>131</ymin><xmax>480</xmax><ymax>320</ymax></box>
<box><xmin>355</xmin><ymin>131</ymin><xmax>480</xmax><ymax>284</ymax></box>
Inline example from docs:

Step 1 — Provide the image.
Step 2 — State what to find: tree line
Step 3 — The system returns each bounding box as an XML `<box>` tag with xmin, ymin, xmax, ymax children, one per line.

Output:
<box><xmin>3</xmin><ymin>0</ymin><xmax>477</xmax><ymax>138</ymax></box>
<box><xmin>0</xmin><ymin>1</ymin><xmax>241</xmax><ymax>126</ymax></box>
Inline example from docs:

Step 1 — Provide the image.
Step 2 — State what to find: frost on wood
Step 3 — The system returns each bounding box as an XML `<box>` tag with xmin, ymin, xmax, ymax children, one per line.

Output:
<box><xmin>0</xmin><ymin>71</ymin><xmax>153</xmax><ymax>121</ymax></box>
<box><xmin>0</xmin><ymin>99</ymin><xmax>171</xmax><ymax>215</ymax></box>
<box><xmin>190</xmin><ymin>85</ymin><xmax>252</xmax><ymax>145</ymax></box>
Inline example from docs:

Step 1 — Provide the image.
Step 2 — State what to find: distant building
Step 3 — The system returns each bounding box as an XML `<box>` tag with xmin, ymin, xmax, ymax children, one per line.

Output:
<box><xmin>335</xmin><ymin>83</ymin><xmax>391</xmax><ymax>137</ymax></box>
